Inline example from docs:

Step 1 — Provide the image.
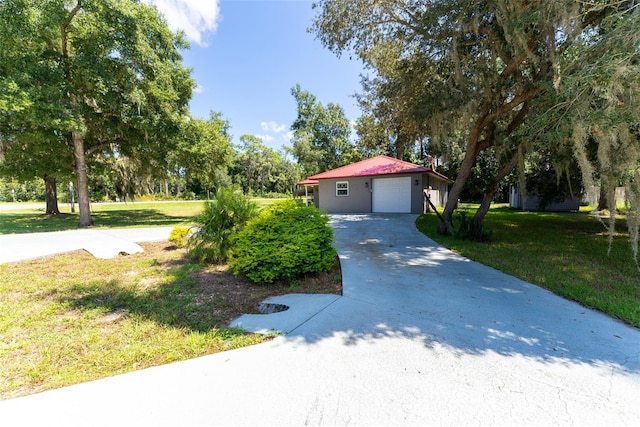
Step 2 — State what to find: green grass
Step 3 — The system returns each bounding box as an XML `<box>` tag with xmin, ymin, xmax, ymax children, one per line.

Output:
<box><xmin>416</xmin><ymin>205</ymin><xmax>640</xmax><ymax>328</ymax></box>
<box><xmin>0</xmin><ymin>243</ymin><xmax>265</xmax><ymax>399</ymax></box>
<box><xmin>0</xmin><ymin>199</ymin><xmax>287</xmax><ymax>234</ymax></box>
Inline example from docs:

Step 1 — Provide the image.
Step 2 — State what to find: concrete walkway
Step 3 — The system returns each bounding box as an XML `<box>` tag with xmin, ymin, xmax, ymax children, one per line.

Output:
<box><xmin>1</xmin><ymin>215</ymin><xmax>639</xmax><ymax>426</ymax></box>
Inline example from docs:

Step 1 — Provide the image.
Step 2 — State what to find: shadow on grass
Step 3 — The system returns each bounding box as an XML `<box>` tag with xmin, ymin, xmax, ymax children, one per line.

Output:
<box><xmin>0</xmin><ymin>209</ymin><xmax>192</xmax><ymax>234</ymax></box>
<box><xmin>59</xmin><ymin>263</ymin><xmax>242</xmax><ymax>334</ymax></box>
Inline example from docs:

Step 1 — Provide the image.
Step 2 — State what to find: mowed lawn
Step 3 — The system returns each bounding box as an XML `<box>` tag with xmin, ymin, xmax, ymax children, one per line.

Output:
<box><xmin>0</xmin><ymin>199</ymin><xmax>282</xmax><ymax>234</ymax></box>
<box><xmin>0</xmin><ymin>243</ymin><xmax>269</xmax><ymax>399</ymax></box>
<box><xmin>0</xmin><ymin>198</ymin><xmax>298</xmax><ymax>399</ymax></box>
<box><xmin>417</xmin><ymin>206</ymin><xmax>640</xmax><ymax>328</ymax></box>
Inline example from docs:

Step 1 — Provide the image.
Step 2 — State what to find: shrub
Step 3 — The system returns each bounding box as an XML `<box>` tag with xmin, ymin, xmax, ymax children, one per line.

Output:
<box><xmin>169</xmin><ymin>226</ymin><xmax>192</xmax><ymax>248</ymax></box>
<box><xmin>453</xmin><ymin>210</ymin><xmax>491</xmax><ymax>242</ymax></box>
<box><xmin>230</xmin><ymin>199</ymin><xmax>336</xmax><ymax>284</ymax></box>
<box><xmin>187</xmin><ymin>188</ymin><xmax>259</xmax><ymax>263</ymax></box>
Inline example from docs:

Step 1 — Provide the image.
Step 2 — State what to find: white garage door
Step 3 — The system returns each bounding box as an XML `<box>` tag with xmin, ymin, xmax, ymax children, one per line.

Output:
<box><xmin>372</xmin><ymin>177</ymin><xmax>411</xmax><ymax>213</ymax></box>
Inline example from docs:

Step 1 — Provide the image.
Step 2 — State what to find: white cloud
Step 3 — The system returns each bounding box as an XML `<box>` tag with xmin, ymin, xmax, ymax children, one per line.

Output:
<box><xmin>193</xmin><ymin>84</ymin><xmax>205</xmax><ymax>94</ymax></box>
<box><xmin>283</xmin><ymin>131</ymin><xmax>294</xmax><ymax>142</ymax></box>
<box><xmin>144</xmin><ymin>0</ymin><xmax>221</xmax><ymax>46</ymax></box>
<box><xmin>260</xmin><ymin>121</ymin><xmax>287</xmax><ymax>134</ymax></box>
<box><xmin>256</xmin><ymin>134</ymin><xmax>275</xmax><ymax>142</ymax></box>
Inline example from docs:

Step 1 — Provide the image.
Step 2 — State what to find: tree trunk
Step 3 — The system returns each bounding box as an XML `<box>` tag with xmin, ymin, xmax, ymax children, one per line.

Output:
<box><xmin>73</xmin><ymin>130</ymin><xmax>93</xmax><ymax>227</ymax></box>
<box><xmin>69</xmin><ymin>181</ymin><xmax>75</xmax><ymax>213</ymax></box>
<box><xmin>597</xmin><ymin>185</ymin><xmax>608</xmax><ymax>211</ymax></box>
<box><xmin>395</xmin><ymin>131</ymin><xmax>406</xmax><ymax>159</ymax></box>
<box><xmin>473</xmin><ymin>149</ymin><xmax>521</xmax><ymax>223</ymax></box>
<box><xmin>43</xmin><ymin>175</ymin><xmax>60</xmax><ymax>215</ymax></box>
<box><xmin>438</xmin><ymin>135</ymin><xmax>482</xmax><ymax>234</ymax></box>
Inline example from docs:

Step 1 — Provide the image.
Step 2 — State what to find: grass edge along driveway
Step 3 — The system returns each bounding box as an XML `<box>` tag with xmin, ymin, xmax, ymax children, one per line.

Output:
<box><xmin>416</xmin><ymin>207</ymin><xmax>640</xmax><ymax>329</ymax></box>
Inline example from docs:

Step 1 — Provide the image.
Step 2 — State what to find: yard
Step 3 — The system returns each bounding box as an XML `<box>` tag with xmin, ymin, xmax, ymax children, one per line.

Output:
<box><xmin>0</xmin><ymin>200</ymin><xmax>341</xmax><ymax>399</ymax></box>
<box><xmin>2</xmin><ymin>200</ymin><xmax>639</xmax><ymax>399</ymax></box>
<box><xmin>0</xmin><ymin>199</ymin><xmax>280</xmax><ymax>234</ymax></box>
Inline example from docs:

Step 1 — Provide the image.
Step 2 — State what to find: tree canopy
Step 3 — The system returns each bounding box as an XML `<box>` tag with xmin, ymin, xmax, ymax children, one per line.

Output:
<box><xmin>312</xmin><ymin>0</ymin><xmax>640</xmax><ymax>248</ymax></box>
<box><xmin>289</xmin><ymin>84</ymin><xmax>356</xmax><ymax>176</ymax></box>
<box><xmin>231</xmin><ymin>135</ymin><xmax>299</xmax><ymax>196</ymax></box>
<box><xmin>169</xmin><ymin>112</ymin><xmax>234</xmax><ymax>197</ymax></box>
<box><xmin>0</xmin><ymin>0</ymin><xmax>193</xmax><ymax>225</ymax></box>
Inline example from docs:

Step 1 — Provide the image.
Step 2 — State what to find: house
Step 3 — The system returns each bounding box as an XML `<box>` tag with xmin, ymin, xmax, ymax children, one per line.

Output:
<box><xmin>297</xmin><ymin>155</ymin><xmax>452</xmax><ymax>214</ymax></box>
<box><xmin>509</xmin><ymin>184</ymin><xmax>581</xmax><ymax>212</ymax></box>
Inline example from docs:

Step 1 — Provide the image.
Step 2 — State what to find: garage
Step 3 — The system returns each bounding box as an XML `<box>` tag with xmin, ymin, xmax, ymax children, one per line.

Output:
<box><xmin>372</xmin><ymin>177</ymin><xmax>411</xmax><ymax>213</ymax></box>
<box><xmin>296</xmin><ymin>155</ymin><xmax>452</xmax><ymax>214</ymax></box>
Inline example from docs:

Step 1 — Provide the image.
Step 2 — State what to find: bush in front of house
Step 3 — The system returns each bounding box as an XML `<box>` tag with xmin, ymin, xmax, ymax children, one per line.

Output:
<box><xmin>230</xmin><ymin>199</ymin><xmax>336</xmax><ymax>284</ymax></box>
<box><xmin>188</xmin><ymin>187</ymin><xmax>259</xmax><ymax>263</ymax></box>
<box><xmin>169</xmin><ymin>226</ymin><xmax>192</xmax><ymax>248</ymax></box>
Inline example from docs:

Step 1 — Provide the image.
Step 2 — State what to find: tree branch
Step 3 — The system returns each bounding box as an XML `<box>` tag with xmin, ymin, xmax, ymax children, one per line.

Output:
<box><xmin>61</xmin><ymin>0</ymin><xmax>83</xmax><ymax>57</ymax></box>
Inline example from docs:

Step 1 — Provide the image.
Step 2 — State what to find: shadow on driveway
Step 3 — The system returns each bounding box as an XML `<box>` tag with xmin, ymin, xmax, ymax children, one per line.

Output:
<box><xmin>287</xmin><ymin>214</ymin><xmax>640</xmax><ymax>375</ymax></box>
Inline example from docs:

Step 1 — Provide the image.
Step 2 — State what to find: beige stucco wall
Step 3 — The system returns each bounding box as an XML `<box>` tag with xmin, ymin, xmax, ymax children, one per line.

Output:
<box><xmin>422</xmin><ymin>173</ymin><xmax>449</xmax><ymax>207</ymax></box>
<box><xmin>316</xmin><ymin>173</ymin><xmax>450</xmax><ymax>214</ymax></box>
<box><xmin>318</xmin><ymin>177</ymin><xmax>372</xmax><ymax>213</ymax></box>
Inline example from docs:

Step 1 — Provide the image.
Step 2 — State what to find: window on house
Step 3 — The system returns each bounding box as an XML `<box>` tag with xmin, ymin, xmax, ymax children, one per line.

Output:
<box><xmin>336</xmin><ymin>181</ymin><xmax>349</xmax><ymax>196</ymax></box>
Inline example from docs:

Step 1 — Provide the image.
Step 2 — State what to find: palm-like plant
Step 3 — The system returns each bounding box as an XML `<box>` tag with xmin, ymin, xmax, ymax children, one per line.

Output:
<box><xmin>188</xmin><ymin>188</ymin><xmax>258</xmax><ymax>263</ymax></box>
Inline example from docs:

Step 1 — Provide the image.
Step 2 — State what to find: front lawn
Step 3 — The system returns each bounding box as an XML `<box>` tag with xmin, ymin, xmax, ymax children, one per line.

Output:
<box><xmin>0</xmin><ymin>242</ymin><xmax>341</xmax><ymax>399</ymax></box>
<box><xmin>0</xmin><ymin>199</ymin><xmax>287</xmax><ymax>234</ymax></box>
<box><xmin>417</xmin><ymin>206</ymin><xmax>640</xmax><ymax>328</ymax></box>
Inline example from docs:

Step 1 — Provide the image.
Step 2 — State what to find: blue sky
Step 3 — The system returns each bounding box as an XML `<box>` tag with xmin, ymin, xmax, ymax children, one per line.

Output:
<box><xmin>145</xmin><ymin>0</ymin><xmax>366</xmax><ymax>153</ymax></box>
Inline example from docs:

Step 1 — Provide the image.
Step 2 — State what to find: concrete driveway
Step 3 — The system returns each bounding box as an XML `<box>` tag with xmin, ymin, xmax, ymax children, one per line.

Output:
<box><xmin>1</xmin><ymin>214</ymin><xmax>639</xmax><ymax>426</ymax></box>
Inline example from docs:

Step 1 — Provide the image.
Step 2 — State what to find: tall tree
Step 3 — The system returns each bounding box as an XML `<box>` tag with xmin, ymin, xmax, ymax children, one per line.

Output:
<box><xmin>0</xmin><ymin>127</ymin><xmax>71</xmax><ymax>214</ymax></box>
<box><xmin>232</xmin><ymin>135</ymin><xmax>299</xmax><ymax>195</ymax></box>
<box><xmin>311</xmin><ymin>0</ymin><xmax>637</xmax><ymax>235</ymax></box>
<box><xmin>169</xmin><ymin>112</ymin><xmax>233</xmax><ymax>198</ymax></box>
<box><xmin>354</xmin><ymin>40</ymin><xmax>436</xmax><ymax>161</ymax></box>
<box><xmin>0</xmin><ymin>0</ymin><xmax>193</xmax><ymax>226</ymax></box>
<box><xmin>559</xmin><ymin>5</ymin><xmax>640</xmax><ymax>258</ymax></box>
<box><xmin>290</xmin><ymin>84</ymin><xmax>355</xmax><ymax>176</ymax></box>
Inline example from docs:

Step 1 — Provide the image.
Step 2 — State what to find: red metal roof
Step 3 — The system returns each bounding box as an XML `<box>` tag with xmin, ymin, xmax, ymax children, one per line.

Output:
<box><xmin>296</xmin><ymin>178</ymin><xmax>319</xmax><ymax>186</ymax></box>
<box><xmin>304</xmin><ymin>155</ymin><xmax>452</xmax><ymax>182</ymax></box>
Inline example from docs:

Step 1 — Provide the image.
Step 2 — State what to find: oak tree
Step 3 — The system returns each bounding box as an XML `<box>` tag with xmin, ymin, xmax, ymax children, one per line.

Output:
<box><xmin>311</xmin><ymin>0</ymin><xmax>638</xmax><ymax>236</ymax></box>
<box><xmin>290</xmin><ymin>84</ymin><xmax>356</xmax><ymax>176</ymax></box>
<box><xmin>0</xmin><ymin>0</ymin><xmax>193</xmax><ymax>226</ymax></box>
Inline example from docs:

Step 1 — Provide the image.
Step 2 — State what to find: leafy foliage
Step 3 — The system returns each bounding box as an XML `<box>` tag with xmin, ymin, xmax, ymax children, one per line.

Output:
<box><xmin>523</xmin><ymin>151</ymin><xmax>583</xmax><ymax>212</ymax></box>
<box><xmin>230</xmin><ymin>200</ymin><xmax>336</xmax><ymax>284</ymax></box>
<box><xmin>230</xmin><ymin>135</ymin><xmax>300</xmax><ymax>196</ymax></box>
<box><xmin>312</xmin><ymin>0</ymin><xmax>640</xmax><ymax>237</ymax></box>
<box><xmin>169</xmin><ymin>112</ymin><xmax>234</xmax><ymax>196</ymax></box>
<box><xmin>289</xmin><ymin>85</ymin><xmax>357</xmax><ymax>176</ymax></box>
<box><xmin>169</xmin><ymin>226</ymin><xmax>193</xmax><ymax>249</ymax></box>
<box><xmin>0</xmin><ymin>0</ymin><xmax>194</xmax><ymax>226</ymax></box>
<box><xmin>188</xmin><ymin>188</ymin><xmax>258</xmax><ymax>263</ymax></box>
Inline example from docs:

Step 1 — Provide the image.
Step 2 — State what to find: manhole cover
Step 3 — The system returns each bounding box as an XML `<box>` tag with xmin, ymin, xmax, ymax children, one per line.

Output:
<box><xmin>257</xmin><ymin>303</ymin><xmax>289</xmax><ymax>314</ymax></box>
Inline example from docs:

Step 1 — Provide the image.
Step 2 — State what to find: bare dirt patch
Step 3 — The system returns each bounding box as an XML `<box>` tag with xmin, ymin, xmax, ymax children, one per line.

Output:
<box><xmin>147</xmin><ymin>241</ymin><xmax>343</xmax><ymax>326</ymax></box>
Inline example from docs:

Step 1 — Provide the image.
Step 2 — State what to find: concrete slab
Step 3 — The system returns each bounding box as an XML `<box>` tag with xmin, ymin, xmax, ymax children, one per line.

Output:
<box><xmin>0</xmin><ymin>227</ymin><xmax>173</xmax><ymax>263</ymax></box>
<box><xmin>230</xmin><ymin>293</ymin><xmax>341</xmax><ymax>334</ymax></box>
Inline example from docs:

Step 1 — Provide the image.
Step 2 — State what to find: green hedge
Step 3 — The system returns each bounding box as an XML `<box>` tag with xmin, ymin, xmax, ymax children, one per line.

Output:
<box><xmin>230</xmin><ymin>199</ymin><xmax>336</xmax><ymax>284</ymax></box>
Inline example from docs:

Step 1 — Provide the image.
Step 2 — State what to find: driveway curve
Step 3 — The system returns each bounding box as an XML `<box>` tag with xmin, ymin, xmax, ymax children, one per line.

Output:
<box><xmin>1</xmin><ymin>214</ymin><xmax>639</xmax><ymax>426</ymax></box>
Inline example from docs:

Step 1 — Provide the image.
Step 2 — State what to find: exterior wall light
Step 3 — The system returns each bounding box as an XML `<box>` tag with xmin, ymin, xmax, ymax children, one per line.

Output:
<box><xmin>365</xmin><ymin>181</ymin><xmax>369</xmax><ymax>188</ymax></box>
<box><xmin>414</xmin><ymin>179</ymin><xmax>419</xmax><ymax>186</ymax></box>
